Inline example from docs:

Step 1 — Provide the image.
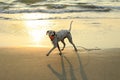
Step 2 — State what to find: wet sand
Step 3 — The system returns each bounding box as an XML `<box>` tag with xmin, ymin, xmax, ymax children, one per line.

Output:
<box><xmin>0</xmin><ymin>47</ymin><xmax>120</xmax><ymax>80</ymax></box>
<box><xmin>1</xmin><ymin>18</ymin><xmax>120</xmax><ymax>48</ymax></box>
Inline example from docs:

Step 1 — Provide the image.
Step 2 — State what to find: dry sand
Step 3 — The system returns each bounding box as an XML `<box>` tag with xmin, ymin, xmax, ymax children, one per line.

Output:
<box><xmin>0</xmin><ymin>47</ymin><xmax>120</xmax><ymax>80</ymax></box>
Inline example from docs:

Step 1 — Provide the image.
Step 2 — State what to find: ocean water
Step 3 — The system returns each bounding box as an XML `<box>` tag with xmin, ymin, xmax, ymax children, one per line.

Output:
<box><xmin>0</xmin><ymin>0</ymin><xmax>120</xmax><ymax>48</ymax></box>
<box><xmin>0</xmin><ymin>0</ymin><xmax>120</xmax><ymax>18</ymax></box>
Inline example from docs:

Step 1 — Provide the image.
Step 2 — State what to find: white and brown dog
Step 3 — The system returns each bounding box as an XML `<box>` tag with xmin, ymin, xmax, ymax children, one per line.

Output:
<box><xmin>46</xmin><ymin>21</ymin><xmax>77</xmax><ymax>56</ymax></box>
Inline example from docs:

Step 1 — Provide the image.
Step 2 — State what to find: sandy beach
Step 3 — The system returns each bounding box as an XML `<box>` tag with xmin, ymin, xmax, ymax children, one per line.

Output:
<box><xmin>0</xmin><ymin>1</ymin><xmax>120</xmax><ymax>80</ymax></box>
<box><xmin>0</xmin><ymin>47</ymin><xmax>120</xmax><ymax>80</ymax></box>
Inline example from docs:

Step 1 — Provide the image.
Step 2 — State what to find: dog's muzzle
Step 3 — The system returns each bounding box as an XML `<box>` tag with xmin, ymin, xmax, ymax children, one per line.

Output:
<box><xmin>49</xmin><ymin>35</ymin><xmax>55</xmax><ymax>41</ymax></box>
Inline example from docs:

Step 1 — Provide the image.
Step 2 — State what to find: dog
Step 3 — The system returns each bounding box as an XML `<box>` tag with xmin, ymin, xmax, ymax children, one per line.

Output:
<box><xmin>46</xmin><ymin>21</ymin><xmax>77</xmax><ymax>56</ymax></box>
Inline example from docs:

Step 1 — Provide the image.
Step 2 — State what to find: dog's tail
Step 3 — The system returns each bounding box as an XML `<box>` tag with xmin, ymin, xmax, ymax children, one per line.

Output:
<box><xmin>69</xmin><ymin>21</ymin><xmax>73</xmax><ymax>32</ymax></box>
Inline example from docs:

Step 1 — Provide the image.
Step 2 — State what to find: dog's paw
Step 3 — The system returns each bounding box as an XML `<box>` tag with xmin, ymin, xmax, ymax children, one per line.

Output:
<box><xmin>75</xmin><ymin>50</ymin><xmax>78</xmax><ymax>52</ymax></box>
<box><xmin>59</xmin><ymin>53</ymin><xmax>62</xmax><ymax>56</ymax></box>
<box><xmin>75</xmin><ymin>49</ymin><xmax>78</xmax><ymax>52</ymax></box>
<box><xmin>46</xmin><ymin>54</ymin><xmax>49</xmax><ymax>56</ymax></box>
<box><xmin>61</xmin><ymin>49</ymin><xmax>64</xmax><ymax>51</ymax></box>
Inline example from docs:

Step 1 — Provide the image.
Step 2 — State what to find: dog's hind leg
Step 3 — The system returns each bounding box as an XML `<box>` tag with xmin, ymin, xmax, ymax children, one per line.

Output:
<box><xmin>71</xmin><ymin>42</ymin><xmax>77</xmax><ymax>52</ymax></box>
<box><xmin>69</xmin><ymin>40</ymin><xmax>77</xmax><ymax>51</ymax></box>
<box><xmin>67</xmin><ymin>34</ymin><xmax>77</xmax><ymax>52</ymax></box>
<box><xmin>61</xmin><ymin>40</ymin><xmax>66</xmax><ymax>51</ymax></box>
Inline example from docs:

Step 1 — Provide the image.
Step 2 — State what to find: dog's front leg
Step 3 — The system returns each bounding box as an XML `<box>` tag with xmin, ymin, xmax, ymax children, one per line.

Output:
<box><xmin>46</xmin><ymin>46</ymin><xmax>56</xmax><ymax>56</ymax></box>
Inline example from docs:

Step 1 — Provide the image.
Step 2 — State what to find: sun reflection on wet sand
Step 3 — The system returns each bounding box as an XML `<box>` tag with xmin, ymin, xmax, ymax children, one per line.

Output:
<box><xmin>24</xmin><ymin>20</ymin><xmax>50</xmax><ymax>46</ymax></box>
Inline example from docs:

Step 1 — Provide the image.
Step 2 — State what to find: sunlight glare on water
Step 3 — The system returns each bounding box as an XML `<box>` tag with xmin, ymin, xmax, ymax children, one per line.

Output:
<box><xmin>23</xmin><ymin>14</ymin><xmax>51</xmax><ymax>46</ymax></box>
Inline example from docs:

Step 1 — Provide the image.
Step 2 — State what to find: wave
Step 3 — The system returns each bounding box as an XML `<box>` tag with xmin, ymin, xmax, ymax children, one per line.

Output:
<box><xmin>0</xmin><ymin>8</ymin><xmax>111</xmax><ymax>14</ymax></box>
<box><xmin>0</xmin><ymin>1</ymin><xmax>115</xmax><ymax>14</ymax></box>
<box><xmin>0</xmin><ymin>1</ymin><xmax>120</xmax><ymax>21</ymax></box>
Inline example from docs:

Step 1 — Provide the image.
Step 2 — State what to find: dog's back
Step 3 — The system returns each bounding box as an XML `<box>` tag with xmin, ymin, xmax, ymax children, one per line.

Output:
<box><xmin>56</xmin><ymin>30</ymin><xmax>70</xmax><ymax>41</ymax></box>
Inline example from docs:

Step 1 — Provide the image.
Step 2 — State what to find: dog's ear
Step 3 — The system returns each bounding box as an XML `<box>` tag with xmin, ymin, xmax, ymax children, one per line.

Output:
<box><xmin>46</xmin><ymin>31</ymin><xmax>49</xmax><ymax>35</ymax></box>
<box><xmin>53</xmin><ymin>31</ymin><xmax>56</xmax><ymax>36</ymax></box>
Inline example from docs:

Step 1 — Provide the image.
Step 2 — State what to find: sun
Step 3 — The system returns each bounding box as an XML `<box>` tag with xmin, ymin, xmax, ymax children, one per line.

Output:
<box><xmin>25</xmin><ymin>20</ymin><xmax>48</xmax><ymax>44</ymax></box>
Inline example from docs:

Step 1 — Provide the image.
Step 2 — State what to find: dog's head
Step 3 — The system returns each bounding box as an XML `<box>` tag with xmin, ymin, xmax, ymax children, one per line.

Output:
<box><xmin>46</xmin><ymin>30</ymin><xmax>56</xmax><ymax>36</ymax></box>
<box><xmin>46</xmin><ymin>30</ymin><xmax>56</xmax><ymax>41</ymax></box>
